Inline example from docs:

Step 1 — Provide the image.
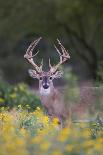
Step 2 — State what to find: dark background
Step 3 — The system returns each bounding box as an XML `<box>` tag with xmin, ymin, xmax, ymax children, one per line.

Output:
<box><xmin>0</xmin><ymin>0</ymin><xmax>103</xmax><ymax>85</ymax></box>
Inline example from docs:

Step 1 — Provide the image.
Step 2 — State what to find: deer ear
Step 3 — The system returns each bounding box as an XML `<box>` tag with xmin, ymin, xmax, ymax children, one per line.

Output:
<box><xmin>53</xmin><ymin>70</ymin><xmax>63</xmax><ymax>79</ymax></box>
<box><xmin>28</xmin><ymin>69</ymin><xmax>39</xmax><ymax>79</ymax></box>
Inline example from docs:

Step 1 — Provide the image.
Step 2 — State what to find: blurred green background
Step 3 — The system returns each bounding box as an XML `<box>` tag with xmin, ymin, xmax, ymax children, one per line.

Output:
<box><xmin>0</xmin><ymin>0</ymin><xmax>103</xmax><ymax>85</ymax></box>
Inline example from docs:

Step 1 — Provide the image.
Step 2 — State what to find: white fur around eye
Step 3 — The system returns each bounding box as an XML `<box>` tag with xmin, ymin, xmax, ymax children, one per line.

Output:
<box><xmin>28</xmin><ymin>69</ymin><xmax>39</xmax><ymax>79</ymax></box>
<box><xmin>53</xmin><ymin>71</ymin><xmax>63</xmax><ymax>79</ymax></box>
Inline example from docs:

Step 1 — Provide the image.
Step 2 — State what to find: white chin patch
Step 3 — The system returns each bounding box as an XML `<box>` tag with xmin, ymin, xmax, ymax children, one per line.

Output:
<box><xmin>40</xmin><ymin>87</ymin><xmax>50</xmax><ymax>95</ymax></box>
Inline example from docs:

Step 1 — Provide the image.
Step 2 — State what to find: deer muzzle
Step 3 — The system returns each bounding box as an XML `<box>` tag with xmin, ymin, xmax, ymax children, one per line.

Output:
<box><xmin>43</xmin><ymin>84</ymin><xmax>49</xmax><ymax>89</ymax></box>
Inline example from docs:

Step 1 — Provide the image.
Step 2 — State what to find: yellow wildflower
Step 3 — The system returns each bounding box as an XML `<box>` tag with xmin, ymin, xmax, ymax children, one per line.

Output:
<box><xmin>0</xmin><ymin>98</ymin><xmax>4</xmax><ymax>103</ymax></box>
<box><xmin>94</xmin><ymin>143</ymin><xmax>103</xmax><ymax>151</ymax></box>
<box><xmin>82</xmin><ymin>140</ymin><xmax>95</xmax><ymax>148</ymax></box>
<box><xmin>65</xmin><ymin>144</ymin><xmax>74</xmax><ymax>152</ymax></box>
<box><xmin>52</xmin><ymin>117</ymin><xmax>60</xmax><ymax>127</ymax></box>
<box><xmin>18</xmin><ymin>104</ymin><xmax>22</xmax><ymax>108</ymax></box>
<box><xmin>43</xmin><ymin>116</ymin><xmax>49</xmax><ymax>124</ymax></box>
<box><xmin>19</xmin><ymin>84</ymin><xmax>26</xmax><ymax>91</ymax></box>
<box><xmin>52</xmin><ymin>150</ymin><xmax>62</xmax><ymax>155</ymax></box>
<box><xmin>40</xmin><ymin>142</ymin><xmax>51</xmax><ymax>150</ymax></box>
<box><xmin>36</xmin><ymin>107</ymin><xmax>40</xmax><ymax>111</ymax></box>
<box><xmin>20</xmin><ymin>128</ymin><xmax>28</xmax><ymax>138</ymax></box>
<box><xmin>26</xmin><ymin>104</ymin><xmax>30</xmax><ymax>109</ymax></box>
<box><xmin>97</xmin><ymin>137</ymin><xmax>103</xmax><ymax>143</ymax></box>
<box><xmin>57</xmin><ymin>128</ymin><xmax>70</xmax><ymax>142</ymax></box>
<box><xmin>82</xmin><ymin>129</ymin><xmax>90</xmax><ymax>138</ymax></box>
<box><xmin>86</xmin><ymin>149</ymin><xmax>94</xmax><ymax>155</ymax></box>
<box><xmin>62</xmin><ymin>128</ymin><xmax>70</xmax><ymax>136</ymax></box>
<box><xmin>10</xmin><ymin>93</ymin><xmax>16</xmax><ymax>98</ymax></box>
<box><xmin>31</xmin><ymin>136</ymin><xmax>42</xmax><ymax>144</ymax></box>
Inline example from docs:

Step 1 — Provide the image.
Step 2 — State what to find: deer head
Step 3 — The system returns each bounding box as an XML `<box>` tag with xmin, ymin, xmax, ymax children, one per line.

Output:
<box><xmin>24</xmin><ymin>37</ymin><xmax>70</xmax><ymax>95</ymax></box>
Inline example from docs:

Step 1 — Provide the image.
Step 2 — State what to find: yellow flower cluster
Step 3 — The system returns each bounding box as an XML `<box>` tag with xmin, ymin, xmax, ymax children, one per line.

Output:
<box><xmin>0</xmin><ymin>107</ymin><xmax>103</xmax><ymax>155</ymax></box>
<box><xmin>0</xmin><ymin>98</ymin><xmax>5</xmax><ymax>103</ymax></box>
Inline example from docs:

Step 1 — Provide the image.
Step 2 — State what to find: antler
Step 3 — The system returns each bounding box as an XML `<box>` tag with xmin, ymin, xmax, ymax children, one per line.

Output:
<box><xmin>24</xmin><ymin>37</ymin><xmax>43</xmax><ymax>73</ymax></box>
<box><xmin>49</xmin><ymin>39</ymin><xmax>70</xmax><ymax>73</ymax></box>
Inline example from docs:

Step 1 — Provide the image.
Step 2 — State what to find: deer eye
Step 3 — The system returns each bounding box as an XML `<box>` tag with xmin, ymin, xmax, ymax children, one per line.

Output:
<box><xmin>49</xmin><ymin>76</ymin><xmax>52</xmax><ymax>80</ymax></box>
<box><xmin>40</xmin><ymin>77</ymin><xmax>43</xmax><ymax>80</ymax></box>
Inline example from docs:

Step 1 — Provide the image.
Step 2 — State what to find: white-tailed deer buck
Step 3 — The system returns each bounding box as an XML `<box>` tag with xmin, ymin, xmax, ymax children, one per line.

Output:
<box><xmin>24</xmin><ymin>37</ymin><xmax>70</xmax><ymax>126</ymax></box>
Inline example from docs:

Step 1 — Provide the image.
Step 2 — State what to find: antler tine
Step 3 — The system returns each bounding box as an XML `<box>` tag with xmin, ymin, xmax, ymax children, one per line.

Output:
<box><xmin>24</xmin><ymin>37</ymin><xmax>42</xmax><ymax>58</ymax></box>
<box><xmin>41</xmin><ymin>58</ymin><xmax>43</xmax><ymax>65</ymax></box>
<box><xmin>49</xmin><ymin>58</ymin><xmax>52</xmax><ymax>68</ymax></box>
<box><xmin>24</xmin><ymin>37</ymin><xmax>43</xmax><ymax>73</ymax></box>
<box><xmin>57</xmin><ymin>39</ymin><xmax>70</xmax><ymax>59</ymax></box>
<box><xmin>54</xmin><ymin>44</ymin><xmax>62</xmax><ymax>56</ymax></box>
<box><xmin>57</xmin><ymin>39</ymin><xmax>66</xmax><ymax>52</ymax></box>
<box><xmin>54</xmin><ymin>44</ymin><xmax>63</xmax><ymax>65</ymax></box>
<box><xmin>40</xmin><ymin>58</ymin><xmax>43</xmax><ymax>70</ymax></box>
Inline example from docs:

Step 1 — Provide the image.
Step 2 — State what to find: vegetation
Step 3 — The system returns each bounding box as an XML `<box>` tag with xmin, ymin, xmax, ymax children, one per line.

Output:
<box><xmin>0</xmin><ymin>81</ymin><xmax>41</xmax><ymax>111</ymax></box>
<box><xmin>0</xmin><ymin>81</ymin><xmax>103</xmax><ymax>155</ymax></box>
<box><xmin>0</xmin><ymin>106</ymin><xmax>103</xmax><ymax>155</ymax></box>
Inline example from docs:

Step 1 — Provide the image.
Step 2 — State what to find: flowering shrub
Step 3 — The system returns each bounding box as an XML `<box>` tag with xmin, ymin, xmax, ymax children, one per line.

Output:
<box><xmin>0</xmin><ymin>106</ymin><xmax>103</xmax><ymax>155</ymax></box>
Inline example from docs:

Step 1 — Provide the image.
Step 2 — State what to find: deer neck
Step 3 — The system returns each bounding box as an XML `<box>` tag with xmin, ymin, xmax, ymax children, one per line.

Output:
<box><xmin>39</xmin><ymin>84</ymin><xmax>56</xmax><ymax>107</ymax></box>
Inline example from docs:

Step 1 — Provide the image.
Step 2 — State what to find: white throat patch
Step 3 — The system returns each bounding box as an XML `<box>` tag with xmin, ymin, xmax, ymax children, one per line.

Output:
<box><xmin>40</xmin><ymin>87</ymin><xmax>50</xmax><ymax>95</ymax></box>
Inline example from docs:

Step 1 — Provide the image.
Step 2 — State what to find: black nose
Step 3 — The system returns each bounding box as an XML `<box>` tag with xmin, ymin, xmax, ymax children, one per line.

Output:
<box><xmin>43</xmin><ymin>84</ymin><xmax>49</xmax><ymax>89</ymax></box>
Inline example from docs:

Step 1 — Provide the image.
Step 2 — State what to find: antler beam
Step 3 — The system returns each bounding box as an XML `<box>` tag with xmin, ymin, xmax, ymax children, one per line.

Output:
<box><xmin>24</xmin><ymin>37</ymin><xmax>43</xmax><ymax>73</ymax></box>
<box><xmin>49</xmin><ymin>39</ymin><xmax>70</xmax><ymax>73</ymax></box>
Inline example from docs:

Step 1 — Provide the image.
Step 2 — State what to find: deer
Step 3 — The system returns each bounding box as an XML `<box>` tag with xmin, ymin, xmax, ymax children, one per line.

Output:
<box><xmin>24</xmin><ymin>37</ymin><xmax>70</xmax><ymax>127</ymax></box>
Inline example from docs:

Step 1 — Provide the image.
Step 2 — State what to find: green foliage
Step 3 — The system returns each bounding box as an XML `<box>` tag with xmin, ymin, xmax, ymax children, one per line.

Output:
<box><xmin>97</xmin><ymin>61</ymin><xmax>103</xmax><ymax>82</ymax></box>
<box><xmin>63</xmin><ymin>67</ymin><xmax>80</xmax><ymax>105</ymax></box>
<box><xmin>63</xmin><ymin>67</ymin><xmax>78</xmax><ymax>88</ymax></box>
<box><xmin>0</xmin><ymin>81</ymin><xmax>41</xmax><ymax>111</ymax></box>
<box><xmin>90</xmin><ymin>115</ymin><xmax>103</xmax><ymax>139</ymax></box>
